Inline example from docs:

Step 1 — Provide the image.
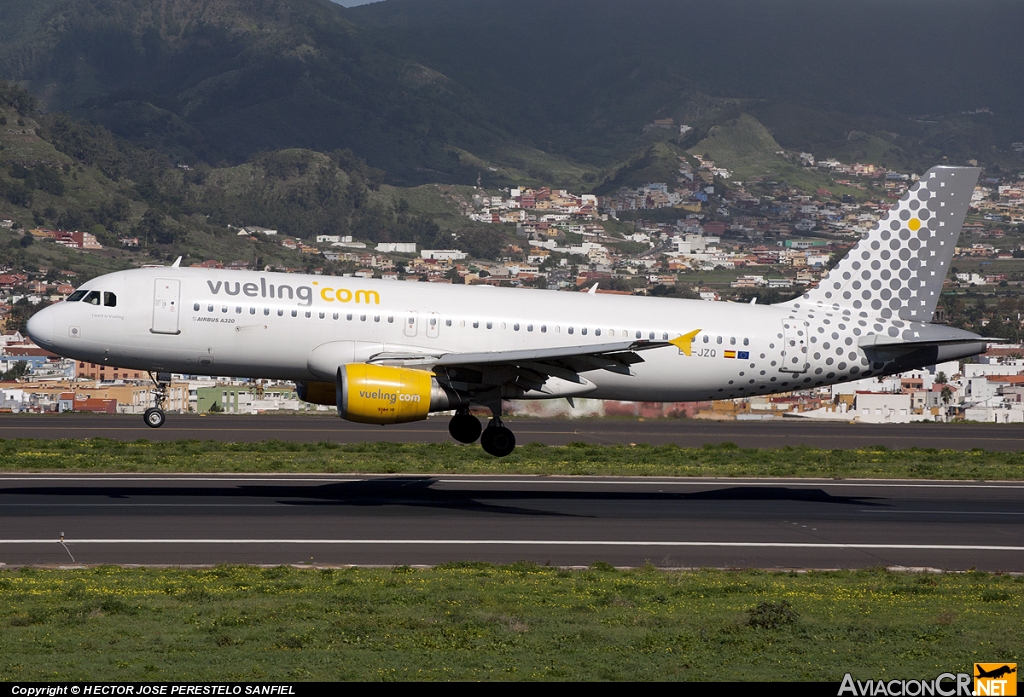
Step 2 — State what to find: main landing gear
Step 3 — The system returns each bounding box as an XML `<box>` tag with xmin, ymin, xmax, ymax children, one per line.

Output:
<box><xmin>447</xmin><ymin>407</ymin><xmax>516</xmax><ymax>457</ymax></box>
<box><xmin>448</xmin><ymin>409</ymin><xmax>482</xmax><ymax>444</ymax></box>
<box><xmin>143</xmin><ymin>372</ymin><xmax>171</xmax><ymax>429</ymax></box>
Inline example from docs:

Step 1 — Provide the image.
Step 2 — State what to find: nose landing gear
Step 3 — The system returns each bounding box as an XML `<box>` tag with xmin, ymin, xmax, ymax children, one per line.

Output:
<box><xmin>143</xmin><ymin>372</ymin><xmax>172</xmax><ymax>429</ymax></box>
<box><xmin>143</xmin><ymin>407</ymin><xmax>165</xmax><ymax>428</ymax></box>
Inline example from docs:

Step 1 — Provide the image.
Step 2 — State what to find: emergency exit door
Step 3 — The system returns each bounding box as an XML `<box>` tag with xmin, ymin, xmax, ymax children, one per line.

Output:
<box><xmin>151</xmin><ymin>279</ymin><xmax>181</xmax><ymax>335</ymax></box>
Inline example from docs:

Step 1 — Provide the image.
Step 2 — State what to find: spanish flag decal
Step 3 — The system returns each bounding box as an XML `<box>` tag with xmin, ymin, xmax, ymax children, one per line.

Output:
<box><xmin>724</xmin><ymin>350</ymin><xmax>736</xmax><ymax>359</ymax></box>
<box><xmin>668</xmin><ymin>329</ymin><xmax>702</xmax><ymax>356</ymax></box>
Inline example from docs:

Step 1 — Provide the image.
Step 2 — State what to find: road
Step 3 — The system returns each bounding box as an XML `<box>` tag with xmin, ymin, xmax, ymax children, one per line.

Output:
<box><xmin>1</xmin><ymin>413</ymin><xmax>1023</xmax><ymax>450</ymax></box>
<box><xmin>1</xmin><ymin>474</ymin><xmax>1022</xmax><ymax>571</ymax></box>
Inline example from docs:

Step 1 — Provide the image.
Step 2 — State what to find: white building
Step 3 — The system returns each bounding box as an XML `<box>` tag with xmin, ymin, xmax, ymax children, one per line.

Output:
<box><xmin>421</xmin><ymin>249</ymin><xmax>468</xmax><ymax>261</ymax></box>
<box><xmin>376</xmin><ymin>242</ymin><xmax>417</xmax><ymax>254</ymax></box>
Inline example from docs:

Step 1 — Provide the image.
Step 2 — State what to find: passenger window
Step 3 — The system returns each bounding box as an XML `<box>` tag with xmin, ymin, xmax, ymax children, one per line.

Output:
<box><xmin>360</xmin><ymin>315</ymin><xmax>366</xmax><ymax>321</ymax></box>
<box><xmin>84</xmin><ymin>291</ymin><xmax>101</xmax><ymax>305</ymax></box>
<box><xmin>102</xmin><ymin>292</ymin><xmax>116</xmax><ymax>307</ymax></box>
<box><xmin>486</xmin><ymin>322</ymin><xmax>492</xmax><ymax>329</ymax></box>
<box><xmin>595</xmin><ymin>329</ymin><xmax>601</xmax><ymax>336</ymax></box>
<box><xmin>278</xmin><ymin>309</ymin><xmax>284</xmax><ymax>317</ymax></box>
<box><xmin>581</xmin><ymin>328</ymin><xmax>587</xmax><ymax>335</ymax></box>
<box><xmin>743</xmin><ymin>338</ymin><xmax>749</xmax><ymax>346</ymax></box>
<box><xmin>636</xmin><ymin>331</ymin><xmax>642</xmax><ymax>339</ymax></box>
<box><xmin>67</xmin><ymin>290</ymin><xmax>87</xmax><ymax>302</ymax></box>
<box><xmin>235</xmin><ymin>306</ymin><xmax>242</xmax><ymax>314</ymax></box>
<box><xmin>703</xmin><ymin>335</ymin><xmax>709</xmax><ymax>344</ymax></box>
<box><xmin>430</xmin><ymin>318</ymin><xmax>437</xmax><ymax>327</ymax></box>
<box><xmin>649</xmin><ymin>332</ymin><xmax>655</xmax><ymax>340</ymax></box>
<box><xmin>730</xmin><ymin>337</ymin><xmax>736</xmax><ymax>345</ymax></box>
<box><xmin>319</xmin><ymin>312</ymin><xmax>325</xmax><ymax>319</ymax></box>
<box><xmin>445</xmin><ymin>319</ymin><xmax>452</xmax><ymax>327</ymax></box>
<box><xmin>304</xmin><ymin>311</ymin><xmax>311</xmax><ymax>318</ymax></box>
<box><xmin>514</xmin><ymin>323</ymin><xmax>520</xmax><ymax>331</ymax></box>
<box><xmin>333</xmin><ymin>313</ymin><xmax>339</xmax><ymax>320</ymax></box>
<box><xmin>194</xmin><ymin>303</ymin><xmax>200</xmax><ymax>311</ymax></box>
<box><xmin>250</xmin><ymin>307</ymin><xmax>256</xmax><ymax>315</ymax></box>
<box><xmin>662</xmin><ymin>333</ymin><xmax>668</xmax><ymax>340</ymax></box>
<box><xmin>291</xmin><ymin>310</ymin><xmax>297</xmax><ymax>317</ymax></box>
<box><xmin>527</xmin><ymin>324</ymin><xmax>533</xmax><ymax>332</ymax></box>
<box><xmin>716</xmin><ymin>336</ymin><xmax>723</xmax><ymax>344</ymax></box>
<box><xmin>374</xmin><ymin>316</ymin><xmax>380</xmax><ymax>322</ymax></box>
<box><xmin>473</xmin><ymin>321</ymin><xmax>479</xmax><ymax>328</ymax></box>
<box><xmin>264</xmin><ymin>308</ymin><xmax>270</xmax><ymax>316</ymax></box>
<box><xmin>390</xmin><ymin>317</ymin><xmax>396</xmax><ymax>323</ymax></box>
<box><xmin>541</xmin><ymin>325</ymin><xmax>547</xmax><ymax>333</ymax></box>
<box><xmin>208</xmin><ymin>304</ymin><xmax>214</xmax><ymax>312</ymax></box>
<box><xmin>346</xmin><ymin>314</ymin><xmax>353</xmax><ymax>321</ymax></box>
<box><xmin>222</xmin><ymin>305</ymin><xmax>228</xmax><ymax>313</ymax></box>
<box><xmin>568</xmin><ymin>327</ymin><xmax>574</xmax><ymax>335</ymax></box>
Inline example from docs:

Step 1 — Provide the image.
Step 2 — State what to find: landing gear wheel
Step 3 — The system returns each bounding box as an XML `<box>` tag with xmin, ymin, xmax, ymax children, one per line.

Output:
<box><xmin>480</xmin><ymin>424</ymin><xmax>516</xmax><ymax>457</ymax></box>
<box><xmin>143</xmin><ymin>408</ymin><xmax>165</xmax><ymax>429</ymax></box>
<box><xmin>146</xmin><ymin>371</ymin><xmax>172</xmax><ymax>429</ymax></box>
<box><xmin>449</xmin><ymin>412</ymin><xmax>482</xmax><ymax>444</ymax></box>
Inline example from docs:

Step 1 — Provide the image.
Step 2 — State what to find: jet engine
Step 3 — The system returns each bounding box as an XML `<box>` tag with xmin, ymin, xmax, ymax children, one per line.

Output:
<box><xmin>295</xmin><ymin>380</ymin><xmax>336</xmax><ymax>406</ymax></box>
<box><xmin>335</xmin><ymin>364</ymin><xmax>465</xmax><ymax>424</ymax></box>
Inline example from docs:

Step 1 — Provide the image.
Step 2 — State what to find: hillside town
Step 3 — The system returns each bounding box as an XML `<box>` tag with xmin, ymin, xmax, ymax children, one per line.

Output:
<box><xmin>2</xmin><ymin>150</ymin><xmax>1024</xmax><ymax>421</ymax></box>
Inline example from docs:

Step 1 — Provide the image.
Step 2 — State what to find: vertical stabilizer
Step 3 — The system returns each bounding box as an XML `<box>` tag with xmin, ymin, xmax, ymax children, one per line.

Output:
<box><xmin>785</xmin><ymin>166</ymin><xmax>980</xmax><ymax>321</ymax></box>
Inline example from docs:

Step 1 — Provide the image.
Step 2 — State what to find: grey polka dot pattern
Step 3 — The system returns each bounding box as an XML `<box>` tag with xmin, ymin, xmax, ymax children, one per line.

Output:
<box><xmin>790</xmin><ymin>166</ymin><xmax>979</xmax><ymax>322</ymax></box>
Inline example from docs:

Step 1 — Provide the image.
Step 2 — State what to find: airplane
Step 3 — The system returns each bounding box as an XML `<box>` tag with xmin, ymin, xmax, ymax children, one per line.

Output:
<box><xmin>26</xmin><ymin>166</ymin><xmax>990</xmax><ymax>456</ymax></box>
<box><xmin>975</xmin><ymin>665</ymin><xmax>1017</xmax><ymax>680</ymax></box>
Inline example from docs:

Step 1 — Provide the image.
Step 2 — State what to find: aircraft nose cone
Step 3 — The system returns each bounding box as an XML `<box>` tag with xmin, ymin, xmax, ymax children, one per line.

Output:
<box><xmin>26</xmin><ymin>309</ymin><xmax>54</xmax><ymax>348</ymax></box>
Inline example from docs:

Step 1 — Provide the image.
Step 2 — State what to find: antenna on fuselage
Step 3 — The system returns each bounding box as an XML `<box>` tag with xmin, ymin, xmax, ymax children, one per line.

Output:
<box><xmin>171</xmin><ymin>256</ymin><xmax>182</xmax><ymax>268</ymax></box>
<box><xmin>588</xmin><ymin>283</ymin><xmax>599</xmax><ymax>295</ymax></box>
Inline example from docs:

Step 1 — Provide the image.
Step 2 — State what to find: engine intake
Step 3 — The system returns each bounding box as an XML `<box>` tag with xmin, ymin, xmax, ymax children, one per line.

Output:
<box><xmin>336</xmin><ymin>364</ymin><xmax>464</xmax><ymax>424</ymax></box>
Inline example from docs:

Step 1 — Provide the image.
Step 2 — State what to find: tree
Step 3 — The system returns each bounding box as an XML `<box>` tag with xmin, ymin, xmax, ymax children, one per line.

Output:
<box><xmin>935</xmin><ymin>371</ymin><xmax>947</xmax><ymax>385</ymax></box>
<box><xmin>940</xmin><ymin>385</ymin><xmax>953</xmax><ymax>405</ymax></box>
<box><xmin>0</xmin><ymin>361</ymin><xmax>29</xmax><ymax>381</ymax></box>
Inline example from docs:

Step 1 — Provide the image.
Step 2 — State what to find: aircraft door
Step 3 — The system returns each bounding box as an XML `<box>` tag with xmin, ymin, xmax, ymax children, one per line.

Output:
<box><xmin>404</xmin><ymin>311</ymin><xmax>418</xmax><ymax>337</ymax></box>
<box><xmin>780</xmin><ymin>319</ymin><xmax>809</xmax><ymax>373</ymax></box>
<box><xmin>151</xmin><ymin>279</ymin><xmax>181</xmax><ymax>335</ymax></box>
<box><xmin>426</xmin><ymin>312</ymin><xmax>440</xmax><ymax>339</ymax></box>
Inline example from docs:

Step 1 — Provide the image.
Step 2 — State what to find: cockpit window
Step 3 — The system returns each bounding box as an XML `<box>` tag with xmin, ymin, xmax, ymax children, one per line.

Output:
<box><xmin>66</xmin><ymin>290</ymin><xmax>87</xmax><ymax>302</ymax></box>
<box><xmin>83</xmin><ymin>291</ymin><xmax>101</xmax><ymax>306</ymax></box>
<box><xmin>103</xmin><ymin>292</ymin><xmax>116</xmax><ymax>307</ymax></box>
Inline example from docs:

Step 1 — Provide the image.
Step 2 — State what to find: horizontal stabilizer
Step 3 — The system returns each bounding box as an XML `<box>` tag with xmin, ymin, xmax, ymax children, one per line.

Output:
<box><xmin>857</xmin><ymin>324</ymin><xmax>996</xmax><ymax>351</ymax></box>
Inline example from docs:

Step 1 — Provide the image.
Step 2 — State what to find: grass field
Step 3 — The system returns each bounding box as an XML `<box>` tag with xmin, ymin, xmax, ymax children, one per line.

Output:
<box><xmin>0</xmin><ymin>439</ymin><xmax>1023</xmax><ymax>480</ymax></box>
<box><xmin>1</xmin><ymin>565</ymin><xmax>1020</xmax><ymax>681</ymax></box>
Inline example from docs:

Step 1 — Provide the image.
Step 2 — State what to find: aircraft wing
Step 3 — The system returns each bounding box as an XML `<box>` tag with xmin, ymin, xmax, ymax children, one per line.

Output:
<box><xmin>365</xmin><ymin>334</ymin><xmax>699</xmax><ymax>398</ymax></box>
<box><xmin>434</xmin><ymin>339</ymin><xmax>665</xmax><ymax>371</ymax></box>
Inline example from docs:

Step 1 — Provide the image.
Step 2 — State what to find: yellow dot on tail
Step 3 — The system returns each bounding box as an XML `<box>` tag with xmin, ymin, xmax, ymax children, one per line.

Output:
<box><xmin>908</xmin><ymin>218</ymin><xmax>921</xmax><ymax>231</ymax></box>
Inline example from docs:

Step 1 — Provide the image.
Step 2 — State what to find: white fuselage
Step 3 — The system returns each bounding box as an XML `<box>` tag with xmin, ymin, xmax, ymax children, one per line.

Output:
<box><xmin>27</xmin><ymin>266</ymin><xmax>979</xmax><ymax>403</ymax></box>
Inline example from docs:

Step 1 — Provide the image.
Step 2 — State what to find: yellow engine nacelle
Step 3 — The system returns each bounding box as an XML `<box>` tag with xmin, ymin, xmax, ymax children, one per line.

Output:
<box><xmin>336</xmin><ymin>364</ymin><xmax>463</xmax><ymax>424</ymax></box>
<box><xmin>294</xmin><ymin>381</ymin><xmax>336</xmax><ymax>406</ymax></box>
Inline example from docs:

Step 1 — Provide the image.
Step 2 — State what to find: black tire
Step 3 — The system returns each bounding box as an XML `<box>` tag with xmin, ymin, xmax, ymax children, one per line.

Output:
<box><xmin>480</xmin><ymin>425</ymin><xmax>515</xmax><ymax>457</ymax></box>
<box><xmin>448</xmin><ymin>413</ymin><xmax>483</xmax><ymax>444</ymax></box>
<box><xmin>143</xmin><ymin>408</ymin><xmax>165</xmax><ymax>429</ymax></box>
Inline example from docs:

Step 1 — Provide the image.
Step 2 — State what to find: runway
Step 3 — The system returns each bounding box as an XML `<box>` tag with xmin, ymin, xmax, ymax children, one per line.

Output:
<box><xmin>2</xmin><ymin>474</ymin><xmax>1022</xmax><ymax>571</ymax></box>
<box><xmin>2</xmin><ymin>413</ymin><xmax>1024</xmax><ymax>450</ymax></box>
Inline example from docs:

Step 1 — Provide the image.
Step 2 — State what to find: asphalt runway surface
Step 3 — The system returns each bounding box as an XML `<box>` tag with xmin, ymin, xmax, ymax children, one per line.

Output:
<box><xmin>2</xmin><ymin>413</ymin><xmax>1024</xmax><ymax>450</ymax></box>
<box><xmin>1</xmin><ymin>474</ymin><xmax>1022</xmax><ymax>571</ymax></box>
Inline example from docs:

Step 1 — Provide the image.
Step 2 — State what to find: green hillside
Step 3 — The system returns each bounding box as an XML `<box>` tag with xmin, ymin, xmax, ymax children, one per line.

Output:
<box><xmin>594</xmin><ymin>141</ymin><xmax>694</xmax><ymax>194</ymax></box>
<box><xmin>0</xmin><ymin>79</ymin><xmax>509</xmax><ymax>284</ymax></box>
<box><xmin>687</xmin><ymin>115</ymin><xmax>867</xmax><ymax>197</ymax></box>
